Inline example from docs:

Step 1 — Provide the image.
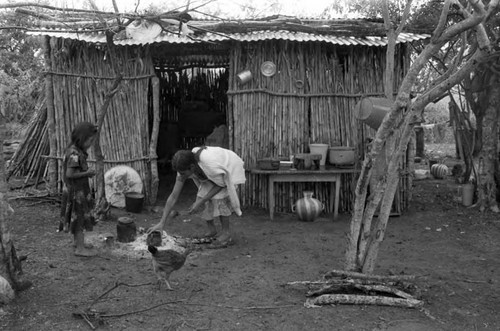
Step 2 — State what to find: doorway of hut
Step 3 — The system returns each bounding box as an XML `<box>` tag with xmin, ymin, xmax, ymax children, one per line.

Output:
<box><xmin>151</xmin><ymin>65</ymin><xmax>230</xmax><ymax>203</ymax></box>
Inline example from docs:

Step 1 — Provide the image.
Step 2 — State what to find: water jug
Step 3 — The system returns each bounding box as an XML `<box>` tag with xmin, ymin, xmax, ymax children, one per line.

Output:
<box><xmin>292</xmin><ymin>191</ymin><xmax>324</xmax><ymax>222</ymax></box>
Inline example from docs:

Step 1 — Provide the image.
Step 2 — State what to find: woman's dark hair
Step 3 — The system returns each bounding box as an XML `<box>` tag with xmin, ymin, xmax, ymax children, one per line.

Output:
<box><xmin>172</xmin><ymin>150</ymin><xmax>196</xmax><ymax>171</ymax></box>
<box><xmin>71</xmin><ymin>122</ymin><xmax>98</xmax><ymax>150</ymax></box>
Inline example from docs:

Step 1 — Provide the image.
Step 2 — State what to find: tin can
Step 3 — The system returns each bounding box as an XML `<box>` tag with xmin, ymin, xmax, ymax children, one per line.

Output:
<box><xmin>236</xmin><ymin>70</ymin><xmax>252</xmax><ymax>85</ymax></box>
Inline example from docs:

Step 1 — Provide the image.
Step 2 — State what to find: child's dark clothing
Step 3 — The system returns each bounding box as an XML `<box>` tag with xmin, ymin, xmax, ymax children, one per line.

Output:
<box><xmin>62</xmin><ymin>144</ymin><xmax>95</xmax><ymax>234</ymax></box>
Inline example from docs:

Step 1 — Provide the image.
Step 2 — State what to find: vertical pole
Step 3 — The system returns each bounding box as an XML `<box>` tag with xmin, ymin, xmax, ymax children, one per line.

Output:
<box><xmin>150</xmin><ymin>76</ymin><xmax>160</xmax><ymax>204</ymax></box>
<box><xmin>44</xmin><ymin>36</ymin><xmax>58</xmax><ymax>195</ymax></box>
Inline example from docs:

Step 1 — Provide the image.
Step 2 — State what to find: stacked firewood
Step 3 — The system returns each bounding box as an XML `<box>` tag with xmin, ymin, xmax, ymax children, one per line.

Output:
<box><xmin>6</xmin><ymin>97</ymin><xmax>48</xmax><ymax>186</ymax></box>
<box><xmin>286</xmin><ymin>269</ymin><xmax>423</xmax><ymax>308</ymax></box>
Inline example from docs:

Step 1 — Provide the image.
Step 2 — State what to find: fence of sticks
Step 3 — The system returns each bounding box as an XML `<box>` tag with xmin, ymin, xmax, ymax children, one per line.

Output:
<box><xmin>228</xmin><ymin>40</ymin><xmax>412</xmax><ymax>214</ymax></box>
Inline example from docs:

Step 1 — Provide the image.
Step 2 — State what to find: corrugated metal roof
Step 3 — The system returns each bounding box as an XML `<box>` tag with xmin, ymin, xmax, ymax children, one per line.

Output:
<box><xmin>27</xmin><ymin>29</ymin><xmax>429</xmax><ymax>47</ymax></box>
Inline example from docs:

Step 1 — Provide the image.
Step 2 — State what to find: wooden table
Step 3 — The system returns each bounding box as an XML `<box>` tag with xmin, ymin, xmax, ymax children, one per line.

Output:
<box><xmin>251</xmin><ymin>167</ymin><xmax>360</xmax><ymax>221</ymax></box>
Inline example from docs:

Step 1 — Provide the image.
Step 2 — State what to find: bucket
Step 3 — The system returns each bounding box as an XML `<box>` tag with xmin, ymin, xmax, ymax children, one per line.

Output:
<box><xmin>125</xmin><ymin>192</ymin><xmax>144</xmax><ymax>213</ymax></box>
<box><xmin>328</xmin><ymin>146</ymin><xmax>355</xmax><ymax>166</ymax></box>
<box><xmin>462</xmin><ymin>183</ymin><xmax>474</xmax><ymax>207</ymax></box>
<box><xmin>309</xmin><ymin>144</ymin><xmax>329</xmax><ymax>166</ymax></box>
<box><xmin>236</xmin><ymin>70</ymin><xmax>252</xmax><ymax>85</ymax></box>
<box><xmin>354</xmin><ymin>97</ymin><xmax>393</xmax><ymax>129</ymax></box>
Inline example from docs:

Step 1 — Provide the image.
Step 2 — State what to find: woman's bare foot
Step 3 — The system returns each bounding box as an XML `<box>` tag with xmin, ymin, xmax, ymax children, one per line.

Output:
<box><xmin>193</xmin><ymin>220</ymin><xmax>217</xmax><ymax>239</ymax></box>
<box><xmin>207</xmin><ymin>232</ymin><xmax>233</xmax><ymax>249</ymax></box>
<box><xmin>74</xmin><ymin>248</ymin><xmax>97</xmax><ymax>257</ymax></box>
<box><xmin>192</xmin><ymin>230</ymin><xmax>217</xmax><ymax>239</ymax></box>
<box><xmin>72</xmin><ymin>242</ymin><xmax>94</xmax><ymax>249</ymax></box>
<box><xmin>216</xmin><ymin>232</ymin><xmax>231</xmax><ymax>242</ymax></box>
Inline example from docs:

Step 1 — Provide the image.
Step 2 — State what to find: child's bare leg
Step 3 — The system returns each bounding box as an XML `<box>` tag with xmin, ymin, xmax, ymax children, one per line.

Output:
<box><xmin>217</xmin><ymin>216</ymin><xmax>231</xmax><ymax>242</ymax></box>
<box><xmin>59</xmin><ymin>188</ymin><xmax>70</xmax><ymax>233</ymax></box>
<box><xmin>205</xmin><ymin>220</ymin><xmax>217</xmax><ymax>237</ymax></box>
<box><xmin>74</xmin><ymin>231</ymin><xmax>97</xmax><ymax>257</ymax></box>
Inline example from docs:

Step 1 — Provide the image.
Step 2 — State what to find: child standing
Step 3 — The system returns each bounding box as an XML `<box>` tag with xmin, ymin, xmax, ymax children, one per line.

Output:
<box><xmin>147</xmin><ymin>146</ymin><xmax>245</xmax><ymax>248</ymax></box>
<box><xmin>61</xmin><ymin>122</ymin><xmax>98</xmax><ymax>257</ymax></box>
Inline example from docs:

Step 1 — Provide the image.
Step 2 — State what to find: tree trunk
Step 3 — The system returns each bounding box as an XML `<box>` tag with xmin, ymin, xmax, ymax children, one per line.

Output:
<box><xmin>344</xmin><ymin>0</ymin><xmax>494</xmax><ymax>273</ymax></box>
<box><xmin>362</xmin><ymin>109</ymin><xmax>414</xmax><ymax>273</ymax></box>
<box><xmin>477</xmin><ymin>73</ymin><xmax>500</xmax><ymax>213</ymax></box>
<box><xmin>0</xmin><ymin>112</ymin><xmax>31</xmax><ymax>301</ymax></box>
<box><xmin>345</xmin><ymin>0</ymin><xmax>401</xmax><ymax>272</ymax></box>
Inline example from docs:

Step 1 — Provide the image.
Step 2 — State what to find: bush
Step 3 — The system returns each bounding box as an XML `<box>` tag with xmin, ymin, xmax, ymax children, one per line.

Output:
<box><xmin>0</xmin><ymin>10</ymin><xmax>44</xmax><ymax>126</ymax></box>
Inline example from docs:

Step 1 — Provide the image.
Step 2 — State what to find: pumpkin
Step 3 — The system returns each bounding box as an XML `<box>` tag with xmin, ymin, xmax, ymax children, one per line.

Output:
<box><xmin>430</xmin><ymin>164</ymin><xmax>449</xmax><ymax>179</ymax></box>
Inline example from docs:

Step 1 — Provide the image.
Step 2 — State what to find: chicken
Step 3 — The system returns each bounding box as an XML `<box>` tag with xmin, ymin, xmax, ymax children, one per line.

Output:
<box><xmin>147</xmin><ymin>245</ymin><xmax>192</xmax><ymax>290</ymax></box>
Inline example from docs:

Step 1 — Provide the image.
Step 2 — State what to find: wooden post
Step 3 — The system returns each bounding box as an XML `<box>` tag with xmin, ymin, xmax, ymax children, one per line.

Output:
<box><xmin>92</xmin><ymin>31</ymin><xmax>123</xmax><ymax>217</ymax></box>
<box><xmin>414</xmin><ymin>126</ymin><xmax>424</xmax><ymax>158</ymax></box>
<box><xmin>44</xmin><ymin>36</ymin><xmax>58</xmax><ymax>195</ymax></box>
<box><xmin>149</xmin><ymin>76</ymin><xmax>160</xmax><ymax>204</ymax></box>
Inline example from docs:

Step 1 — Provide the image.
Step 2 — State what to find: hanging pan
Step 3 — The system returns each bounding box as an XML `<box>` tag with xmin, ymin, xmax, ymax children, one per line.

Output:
<box><xmin>261</xmin><ymin>61</ymin><xmax>276</xmax><ymax>77</ymax></box>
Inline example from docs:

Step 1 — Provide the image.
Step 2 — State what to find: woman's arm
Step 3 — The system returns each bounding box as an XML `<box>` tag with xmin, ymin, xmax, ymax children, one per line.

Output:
<box><xmin>147</xmin><ymin>175</ymin><xmax>186</xmax><ymax>233</ymax></box>
<box><xmin>66</xmin><ymin>167</ymin><xmax>95</xmax><ymax>179</ymax></box>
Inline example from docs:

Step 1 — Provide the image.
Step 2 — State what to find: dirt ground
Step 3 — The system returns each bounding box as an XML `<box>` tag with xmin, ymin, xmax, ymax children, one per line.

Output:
<box><xmin>2</xmin><ymin>156</ymin><xmax>500</xmax><ymax>330</ymax></box>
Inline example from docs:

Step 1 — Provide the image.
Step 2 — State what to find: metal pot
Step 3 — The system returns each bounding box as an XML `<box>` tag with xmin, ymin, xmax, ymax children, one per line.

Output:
<box><xmin>328</xmin><ymin>147</ymin><xmax>355</xmax><ymax>166</ymax></box>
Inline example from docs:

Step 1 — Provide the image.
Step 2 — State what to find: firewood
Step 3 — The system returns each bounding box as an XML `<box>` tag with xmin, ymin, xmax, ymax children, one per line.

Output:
<box><xmin>305</xmin><ymin>294</ymin><xmax>423</xmax><ymax>308</ymax></box>
<box><xmin>350</xmin><ymin>283</ymin><xmax>416</xmax><ymax>300</ymax></box>
<box><xmin>323</xmin><ymin>269</ymin><xmax>418</xmax><ymax>281</ymax></box>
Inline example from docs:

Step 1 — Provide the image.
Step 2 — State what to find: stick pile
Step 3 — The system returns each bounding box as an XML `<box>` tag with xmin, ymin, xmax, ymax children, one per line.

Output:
<box><xmin>286</xmin><ymin>269</ymin><xmax>423</xmax><ymax>309</ymax></box>
<box><xmin>7</xmin><ymin>96</ymin><xmax>49</xmax><ymax>187</ymax></box>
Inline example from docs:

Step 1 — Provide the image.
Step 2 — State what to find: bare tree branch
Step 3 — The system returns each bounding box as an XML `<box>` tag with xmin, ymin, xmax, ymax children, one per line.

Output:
<box><xmin>395</xmin><ymin>0</ymin><xmax>413</xmax><ymax>35</ymax></box>
<box><xmin>0</xmin><ymin>2</ymin><xmax>122</xmax><ymax>15</ymax></box>
<box><xmin>431</xmin><ymin>0</ymin><xmax>451</xmax><ymax>42</ymax></box>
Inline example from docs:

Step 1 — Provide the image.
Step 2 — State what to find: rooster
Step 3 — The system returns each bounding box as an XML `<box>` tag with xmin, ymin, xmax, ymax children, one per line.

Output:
<box><xmin>147</xmin><ymin>245</ymin><xmax>192</xmax><ymax>290</ymax></box>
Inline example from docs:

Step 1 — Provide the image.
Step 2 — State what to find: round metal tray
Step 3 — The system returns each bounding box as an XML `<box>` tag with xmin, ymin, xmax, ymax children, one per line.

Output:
<box><xmin>261</xmin><ymin>61</ymin><xmax>276</xmax><ymax>77</ymax></box>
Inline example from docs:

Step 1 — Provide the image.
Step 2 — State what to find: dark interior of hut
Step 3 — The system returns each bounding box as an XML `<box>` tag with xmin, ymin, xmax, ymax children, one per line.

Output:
<box><xmin>150</xmin><ymin>54</ymin><xmax>230</xmax><ymax>197</ymax></box>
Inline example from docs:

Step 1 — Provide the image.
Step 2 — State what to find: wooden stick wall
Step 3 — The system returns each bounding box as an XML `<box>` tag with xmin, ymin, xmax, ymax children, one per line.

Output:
<box><xmin>228</xmin><ymin>40</ymin><xmax>412</xmax><ymax>214</ymax></box>
<box><xmin>17</xmin><ymin>36</ymin><xmax>412</xmax><ymax>213</ymax></box>
<box><xmin>47</xmin><ymin>38</ymin><xmax>156</xmax><ymax>202</ymax></box>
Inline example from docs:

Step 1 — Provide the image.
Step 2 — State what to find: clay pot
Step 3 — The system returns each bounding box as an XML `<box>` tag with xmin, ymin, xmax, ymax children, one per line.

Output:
<box><xmin>328</xmin><ymin>146</ymin><xmax>355</xmax><ymax>166</ymax></box>
<box><xmin>292</xmin><ymin>191</ymin><xmax>324</xmax><ymax>222</ymax></box>
<box><xmin>117</xmin><ymin>217</ymin><xmax>137</xmax><ymax>243</ymax></box>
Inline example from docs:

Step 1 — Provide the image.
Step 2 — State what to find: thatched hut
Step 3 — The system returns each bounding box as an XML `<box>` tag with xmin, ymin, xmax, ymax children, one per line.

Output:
<box><xmin>13</xmin><ymin>16</ymin><xmax>429</xmax><ymax>215</ymax></box>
